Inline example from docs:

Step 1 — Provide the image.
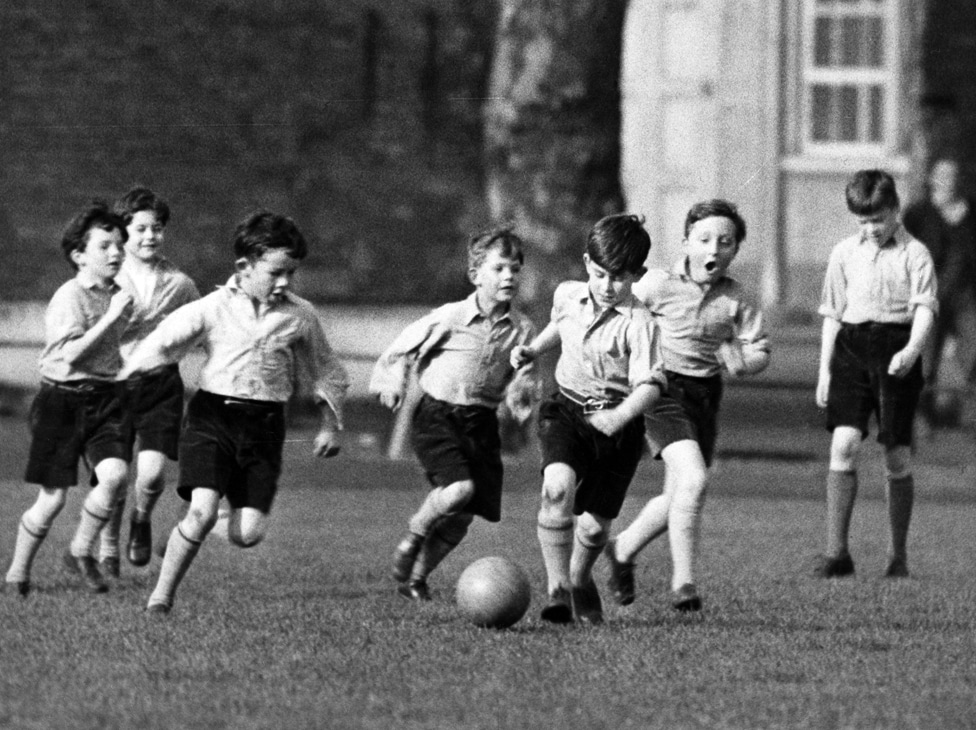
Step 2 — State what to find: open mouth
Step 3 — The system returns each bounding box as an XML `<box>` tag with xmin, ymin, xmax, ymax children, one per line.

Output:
<box><xmin>704</xmin><ymin>261</ymin><xmax>717</xmax><ymax>273</ymax></box>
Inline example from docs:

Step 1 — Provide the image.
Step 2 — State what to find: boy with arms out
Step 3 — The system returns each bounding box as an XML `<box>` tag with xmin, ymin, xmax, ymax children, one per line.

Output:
<box><xmin>120</xmin><ymin>211</ymin><xmax>348</xmax><ymax>613</ymax></box>
<box><xmin>511</xmin><ymin>214</ymin><xmax>666</xmax><ymax>625</ymax></box>
<box><xmin>98</xmin><ymin>187</ymin><xmax>200</xmax><ymax>576</ymax></box>
<box><xmin>814</xmin><ymin>169</ymin><xmax>937</xmax><ymax>578</ymax></box>
<box><xmin>370</xmin><ymin>228</ymin><xmax>538</xmax><ymax>601</ymax></box>
<box><xmin>604</xmin><ymin>199</ymin><xmax>770</xmax><ymax>612</ymax></box>
<box><xmin>4</xmin><ymin>202</ymin><xmax>133</xmax><ymax>595</ymax></box>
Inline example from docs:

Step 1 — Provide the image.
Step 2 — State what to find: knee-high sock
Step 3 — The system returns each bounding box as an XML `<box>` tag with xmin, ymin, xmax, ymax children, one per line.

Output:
<box><xmin>408</xmin><ymin>483</ymin><xmax>473</xmax><ymax>537</ymax></box>
<box><xmin>537</xmin><ymin>515</ymin><xmax>573</xmax><ymax>594</ymax></box>
<box><xmin>826</xmin><ymin>469</ymin><xmax>858</xmax><ymax>557</ymax></box>
<box><xmin>99</xmin><ymin>495</ymin><xmax>126</xmax><ymax>560</ymax></box>
<box><xmin>614</xmin><ymin>493</ymin><xmax>670</xmax><ymax>564</ymax></box>
<box><xmin>69</xmin><ymin>498</ymin><xmax>113</xmax><ymax>558</ymax></box>
<box><xmin>148</xmin><ymin>525</ymin><xmax>202</xmax><ymax>608</ymax></box>
<box><xmin>886</xmin><ymin>473</ymin><xmax>914</xmax><ymax>561</ymax></box>
<box><xmin>5</xmin><ymin>516</ymin><xmax>49</xmax><ymax>583</ymax></box>
<box><xmin>569</xmin><ymin>530</ymin><xmax>607</xmax><ymax>587</ymax></box>
<box><xmin>669</xmin><ymin>502</ymin><xmax>702</xmax><ymax>591</ymax></box>
<box><xmin>410</xmin><ymin>515</ymin><xmax>470</xmax><ymax>582</ymax></box>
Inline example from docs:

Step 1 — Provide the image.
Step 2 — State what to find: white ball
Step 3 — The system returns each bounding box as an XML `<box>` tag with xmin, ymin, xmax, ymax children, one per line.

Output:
<box><xmin>456</xmin><ymin>556</ymin><xmax>531</xmax><ymax>629</ymax></box>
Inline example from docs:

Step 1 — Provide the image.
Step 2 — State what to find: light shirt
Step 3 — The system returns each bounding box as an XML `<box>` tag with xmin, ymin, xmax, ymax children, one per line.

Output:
<box><xmin>38</xmin><ymin>277</ymin><xmax>126</xmax><ymax>382</ymax></box>
<box><xmin>129</xmin><ymin>276</ymin><xmax>348</xmax><ymax>426</ymax></box>
<box><xmin>550</xmin><ymin>280</ymin><xmax>666</xmax><ymax>401</ymax></box>
<box><xmin>370</xmin><ymin>293</ymin><xmax>537</xmax><ymax>408</ymax></box>
<box><xmin>819</xmin><ymin>225</ymin><xmax>939</xmax><ymax>324</ymax></box>
<box><xmin>633</xmin><ymin>260</ymin><xmax>770</xmax><ymax>378</ymax></box>
<box><xmin>116</xmin><ymin>256</ymin><xmax>200</xmax><ymax>363</ymax></box>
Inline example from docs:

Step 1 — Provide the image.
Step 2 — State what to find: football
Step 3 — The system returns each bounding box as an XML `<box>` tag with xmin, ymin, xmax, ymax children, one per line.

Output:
<box><xmin>455</xmin><ymin>556</ymin><xmax>531</xmax><ymax>629</ymax></box>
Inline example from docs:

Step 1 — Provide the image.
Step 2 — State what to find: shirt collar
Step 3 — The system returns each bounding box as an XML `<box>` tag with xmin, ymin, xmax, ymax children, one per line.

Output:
<box><xmin>860</xmin><ymin>223</ymin><xmax>908</xmax><ymax>250</ymax></box>
<box><xmin>672</xmin><ymin>256</ymin><xmax>729</xmax><ymax>290</ymax></box>
<box><xmin>76</xmin><ymin>273</ymin><xmax>119</xmax><ymax>292</ymax></box>
<box><xmin>577</xmin><ymin>286</ymin><xmax>637</xmax><ymax>319</ymax></box>
<box><xmin>463</xmin><ymin>291</ymin><xmax>511</xmax><ymax>325</ymax></box>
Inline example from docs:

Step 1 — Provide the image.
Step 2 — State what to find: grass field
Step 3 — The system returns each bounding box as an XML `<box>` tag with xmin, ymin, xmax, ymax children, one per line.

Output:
<box><xmin>1</xmin><ymin>410</ymin><xmax>975</xmax><ymax>729</ymax></box>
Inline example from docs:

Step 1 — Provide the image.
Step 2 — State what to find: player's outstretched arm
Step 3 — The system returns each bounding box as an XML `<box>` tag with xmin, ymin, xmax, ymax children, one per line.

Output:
<box><xmin>511</xmin><ymin>321</ymin><xmax>560</xmax><ymax>369</ymax></box>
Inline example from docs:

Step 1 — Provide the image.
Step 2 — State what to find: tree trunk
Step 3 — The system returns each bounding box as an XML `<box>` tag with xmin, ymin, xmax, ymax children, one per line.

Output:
<box><xmin>484</xmin><ymin>0</ymin><xmax>628</xmax><ymax>309</ymax></box>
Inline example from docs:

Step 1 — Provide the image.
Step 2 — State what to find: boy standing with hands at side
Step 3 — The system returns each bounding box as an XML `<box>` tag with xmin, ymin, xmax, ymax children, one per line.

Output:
<box><xmin>604</xmin><ymin>199</ymin><xmax>770</xmax><ymax>613</ymax></box>
<box><xmin>814</xmin><ymin>169</ymin><xmax>937</xmax><ymax>579</ymax></box>
<box><xmin>371</xmin><ymin>228</ymin><xmax>538</xmax><ymax>601</ymax></box>
<box><xmin>512</xmin><ymin>214</ymin><xmax>666</xmax><ymax>625</ymax></box>
<box><xmin>4</xmin><ymin>201</ymin><xmax>133</xmax><ymax>595</ymax></box>
<box><xmin>97</xmin><ymin>187</ymin><xmax>200</xmax><ymax>576</ymax></box>
<box><xmin>121</xmin><ymin>211</ymin><xmax>348</xmax><ymax>613</ymax></box>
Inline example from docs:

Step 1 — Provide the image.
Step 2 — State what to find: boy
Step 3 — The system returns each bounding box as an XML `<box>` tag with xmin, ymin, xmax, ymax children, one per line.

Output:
<box><xmin>97</xmin><ymin>187</ymin><xmax>200</xmax><ymax>577</ymax></box>
<box><xmin>814</xmin><ymin>169</ymin><xmax>937</xmax><ymax>579</ymax></box>
<box><xmin>511</xmin><ymin>213</ymin><xmax>665</xmax><ymax>625</ymax></box>
<box><xmin>4</xmin><ymin>201</ymin><xmax>133</xmax><ymax>596</ymax></box>
<box><xmin>604</xmin><ymin>199</ymin><xmax>770</xmax><ymax>612</ymax></box>
<box><xmin>370</xmin><ymin>227</ymin><xmax>538</xmax><ymax>601</ymax></box>
<box><xmin>120</xmin><ymin>211</ymin><xmax>348</xmax><ymax>613</ymax></box>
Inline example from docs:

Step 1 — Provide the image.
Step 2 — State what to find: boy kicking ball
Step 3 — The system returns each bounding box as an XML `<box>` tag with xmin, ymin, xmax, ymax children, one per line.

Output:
<box><xmin>512</xmin><ymin>214</ymin><xmax>665</xmax><ymax>625</ymax></box>
<box><xmin>120</xmin><ymin>211</ymin><xmax>348</xmax><ymax>613</ymax></box>
<box><xmin>5</xmin><ymin>201</ymin><xmax>133</xmax><ymax>596</ymax></box>
<box><xmin>370</xmin><ymin>227</ymin><xmax>538</xmax><ymax>601</ymax></box>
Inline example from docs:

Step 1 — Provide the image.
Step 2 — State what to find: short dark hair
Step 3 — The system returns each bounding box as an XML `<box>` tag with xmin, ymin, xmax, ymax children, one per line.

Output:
<box><xmin>61</xmin><ymin>200</ymin><xmax>128</xmax><ymax>269</ymax></box>
<box><xmin>586</xmin><ymin>214</ymin><xmax>650</xmax><ymax>276</ymax></box>
<box><xmin>114</xmin><ymin>186</ymin><xmax>171</xmax><ymax>226</ymax></box>
<box><xmin>468</xmin><ymin>226</ymin><xmax>524</xmax><ymax>270</ymax></box>
<box><xmin>845</xmin><ymin>169</ymin><xmax>900</xmax><ymax>214</ymax></box>
<box><xmin>685</xmin><ymin>199</ymin><xmax>747</xmax><ymax>243</ymax></box>
<box><xmin>232</xmin><ymin>211</ymin><xmax>308</xmax><ymax>261</ymax></box>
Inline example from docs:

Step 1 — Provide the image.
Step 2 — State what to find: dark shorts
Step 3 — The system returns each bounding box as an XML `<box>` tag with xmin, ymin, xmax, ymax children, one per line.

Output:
<box><xmin>537</xmin><ymin>392</ymin><xmax>645</xmax><ymax>520</ymax></box>
<box><xmin>411</xmin><ymin>393</ymin><xmax>503</xmax><ymax>522</ymax></box>
<box><xmin>644</xmin><ymin>371</ymin><xmax>723</xmax><ymax>466</ymax></box>
<box><xmin>24</xmin><ymin>380</ymin><xmax>132</xmax><ymax>488</ymax></box>
<box><xmin>178</xmin><ymin>390</ymin><xmax>285</xmax><ymax>513</ymax></box>
<box><xmin>123</xmin><ymin>364</ymin><xmax>184</xmax><ymax>459</ymax></box>
<box><xmin>827</xmin><ymin>323</ymin><xmax>924</xmax><ymax>447</ymax></box>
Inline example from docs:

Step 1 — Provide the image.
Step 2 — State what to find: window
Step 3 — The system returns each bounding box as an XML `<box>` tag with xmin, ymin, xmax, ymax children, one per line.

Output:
<box><xmin>800</xmin><ymin>0</ymin><xmax>897</xmax><ymax>154</ymax></box>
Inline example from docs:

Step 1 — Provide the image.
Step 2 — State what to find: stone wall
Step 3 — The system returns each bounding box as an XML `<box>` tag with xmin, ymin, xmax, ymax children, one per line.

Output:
<box><xmin>0</xmin><ymin>0</ymin><xmax>497</xmax><ymax>303</ymax></box>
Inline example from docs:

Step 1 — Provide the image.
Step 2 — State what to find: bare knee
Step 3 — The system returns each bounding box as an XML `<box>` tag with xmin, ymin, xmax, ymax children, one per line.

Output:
<box><xmin>228</xmin><ymin>509</ymin><xmax>267</xmax><ymax>548</ymax></box>
<box><xmin>183</xmin><ymin>505</ymin><xmax>219</xmax><ymax>539</ymax></box>
<box><xmin>540</xmin><ymin>464</ymin><xmax>575</xmax><ymax>512</ymax></box>
<box><xmin>671</xmin><ymin>467</ymin><xmax>708</xmax><ymax>513</ymax></box>
<box><xmin>829</xmin><ymin>427</ymin><xmax>861</xmax><ymax>470</ymax></box>
<box><xmin>575</xmin><ymin>512</ymin><xmax>609</xmax><ymax>547</ymax></box>
<box><xmin>884</xmin><ymin>445</ymin><xmax>912</xmax><ymax>478</ymax></box>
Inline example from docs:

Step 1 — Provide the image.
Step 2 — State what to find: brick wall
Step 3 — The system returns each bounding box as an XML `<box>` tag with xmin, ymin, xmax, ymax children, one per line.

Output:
<box><xmin>0</xmin><ymin>0</ymin><xmax>497</xmax><ymax>303</ymax></box>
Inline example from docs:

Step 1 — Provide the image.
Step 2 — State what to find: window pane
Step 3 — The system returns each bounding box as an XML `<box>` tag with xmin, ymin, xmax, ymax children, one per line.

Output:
<box><xmin>810</xmin><ymin>84</ymin><xmax>860</xmax><ymax>142</ymax></box>
<box><xmin>814</xmin><ymin>17</ymin><xmax>832</xmax><ymax>66</ymax></box>
<box><xmin>868</xmin><ymin>86</ymin><xmax>883</xmax><ymax>141</ymax></box>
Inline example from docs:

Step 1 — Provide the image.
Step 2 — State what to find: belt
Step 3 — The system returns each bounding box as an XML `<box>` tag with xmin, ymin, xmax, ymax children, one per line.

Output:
<box><xmin>42</xmin><ymin>378</ymin><xmax>117</xmax><ymax>394</ymax></box>
<box><xmin>558</xmin><ymin>386</ymin><xmax>623</xmax><ymax>414</ymax></box>
<box><xmin>842</xmin><ymin>321</ymin><xmax>911</xmax><ymax>331</ymax></box>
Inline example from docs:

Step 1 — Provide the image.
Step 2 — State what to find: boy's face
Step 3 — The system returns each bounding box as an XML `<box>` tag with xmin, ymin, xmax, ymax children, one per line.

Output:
<box><xmin>855</xmin><ymin>206</ymin><xmax>899</xmax><ymax>247</ymax></box>
<box><xmin>583</xmin><ymin>254</ymin><xmax>639</xmax><ymax>310</ymax></box>
<box><xmin>72</xmin><ymin>226</ymin><xmax>125</xmax><ymax>283</ymax></box>
<box><xmin>125</xmin><ymin>210</ymin><xmax>165</xmax><ymax>263</ymax></box>
<box><xmin>683</xmin><ymin>215</ymin><xmax>739</xmax><ymax>284</ymax></box>
<box><xmin>470</xmin><ymin>247</ymin><xmax>522</xmax><ymax>310</ymax></box>
<box><xmin>236</xmin><ymin>249</ymin><xmax>301</xmax><ymax>304</ymax></box>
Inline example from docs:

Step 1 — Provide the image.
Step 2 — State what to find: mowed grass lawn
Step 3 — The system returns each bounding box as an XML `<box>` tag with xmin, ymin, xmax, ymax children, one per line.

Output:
<box><xmin>1</xmin><ymin>412</ymin><xmax>975</xmax><ymax>730</ymax></box>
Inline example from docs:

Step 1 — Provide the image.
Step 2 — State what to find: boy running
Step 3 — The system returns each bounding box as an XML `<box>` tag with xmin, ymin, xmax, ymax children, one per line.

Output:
<box><xmin>371</xmin><ymin>227</ymin><xmax>538</xmax><ymax>601</ymax></box>
<box><xmin>120</xmin><ymin>211</ymin><xmax>348</xmax><ymax>613</ymax></box>
<box><xmin>604</xmin><ymin>199</ymin><xmax>770</xmax><ymax>612</ymax></box>
<box><xmin>511</xmin><ymin>213</ymin><xmax>666</xmax><ymax>625</ymax></box>
<box><xmin>5</xmin><ymin>201</ymin><xmax>133</xmax><ymax>595</ymax></box>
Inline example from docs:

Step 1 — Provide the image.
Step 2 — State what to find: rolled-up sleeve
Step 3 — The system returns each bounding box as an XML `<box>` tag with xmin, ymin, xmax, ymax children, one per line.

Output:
<box><xmin>908</xmin><ymin>244</ymin><xmax>939</xmax><ymax>316</ymax></box>
<box><xmin>368</xmin><ymin>309</ymin><xmax>441</xmax><ymax>400</ymax></box>
<box><xmin>627</xmin><ymin>312</ymin><xmax>668</xmax><ymax>392</ymax></box>
<box><xmin>297</xmin><ymin>311</ymin><xmax>350</xmax><ymax>428</ymax></box>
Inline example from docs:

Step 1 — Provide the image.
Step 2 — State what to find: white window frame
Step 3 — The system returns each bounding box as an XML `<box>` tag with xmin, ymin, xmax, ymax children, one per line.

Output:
<box><xmin>799</xmin><ymin>0</ymin><xmax>900</xmax><ymax>158</ymax></box>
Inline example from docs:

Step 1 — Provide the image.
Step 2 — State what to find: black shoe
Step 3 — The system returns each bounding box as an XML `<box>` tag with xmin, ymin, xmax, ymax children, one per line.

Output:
<box><xmin>128</xmin><ymin>517</ymin><xmax>153</xmax><ymax>567</ymax></box>
<box><xmin>604</xmin><ymin>540</ymin><xmax>635</xmax><ymax>606</ymax></box>
<box><xmin>396</xmin><ymin>580</ymin><xmax>431</xmax><ymax>602</ymax></box>
<box><xmin>571</xmin><ymin>579</ymin><xmax>604</xmax><ymax>625</ymax></box>
<box><xmin>392</xmin><ymin>533</ymin><xmax>425</xmax><ymax>583</ymax></box>
<box><xmin>146</xmin><ymin>601</ymin><xmax>171</xmax><ymax>615</ymax></box>
<box><xmin>100</xmin><ymin>556</ymin><xmax>120</xmax><ymax>579</ymax></box>
<box><xmin>884</xmin><ymin>556</ymin><xmax>909</xmax><ymax>578</ymax></box>
<box><xmin>672</xmin><ymin>583</ymin><xmax>702</xmax><ymax>612</ymax></box>
<box><xmin>3</xmin><ymin>580</ymin><xmax>30</xmax><ymax>597</ymax></box>
<box><xmin>540</xmin><ymin>587</ymin><xmax>573</xmax><ymax>624</ymax></box>
<box><xmin>812</xmin><ymin>552</ymin><xmax>855</xmax><ymax>578</ymax></box>
<box><xmin>63</xmin><ymin>552</ymin><xmax>108</xmax><ymax>594</ymax></box>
